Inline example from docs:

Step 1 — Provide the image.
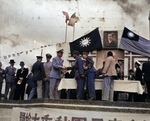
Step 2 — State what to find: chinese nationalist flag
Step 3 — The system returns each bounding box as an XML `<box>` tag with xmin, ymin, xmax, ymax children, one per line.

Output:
<box><xmin>119</xmin><ymin>27</ymin><xmax>150</xmax><ymax>57</ymax></box>
<box><xmin>69</xmin><ymin>28</ymin><xmax>102</xmax><ymax>55</ymax></box>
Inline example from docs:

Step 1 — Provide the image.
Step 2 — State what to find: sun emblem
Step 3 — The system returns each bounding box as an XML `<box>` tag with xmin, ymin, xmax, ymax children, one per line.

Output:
<box><xmin>127</xmin><ymin>32</ymin><xmax>134</xmax><ymax>38</ymax></box>
<box><xmin>80</xmin><ymin>37</ymin><xmax>91</xmax><ymax>47</ymax></box>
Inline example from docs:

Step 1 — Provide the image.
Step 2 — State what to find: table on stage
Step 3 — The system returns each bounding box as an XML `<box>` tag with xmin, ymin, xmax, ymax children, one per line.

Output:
<box><xmin>58</xmin><ymin>79</ymin><xmax>144</xmax><ymax>100</ymax></box>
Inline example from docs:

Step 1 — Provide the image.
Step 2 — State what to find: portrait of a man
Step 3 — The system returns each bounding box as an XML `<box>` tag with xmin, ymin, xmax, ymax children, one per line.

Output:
<box><xmin>103</xmin><ymin>31</ymin><xmax>118</xmax><ymax>49</ymax></box>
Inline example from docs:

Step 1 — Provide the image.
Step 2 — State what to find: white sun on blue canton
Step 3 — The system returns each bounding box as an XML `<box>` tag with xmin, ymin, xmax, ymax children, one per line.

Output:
<box><xmin>127</xmin><ymin>32</ymin><xmax>135</xmax><ymax>38</ymax></box>
<box><xmin>80</xmin><ymin>37</ymin><xmax>91</xmax><ymax>47</ymax></box>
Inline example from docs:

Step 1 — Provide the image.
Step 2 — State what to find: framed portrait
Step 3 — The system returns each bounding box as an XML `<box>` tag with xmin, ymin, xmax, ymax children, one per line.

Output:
<box><xmin>103</xmin><ymin>31</ymin><xmax>118</xmax><ymax>49</ymax></box>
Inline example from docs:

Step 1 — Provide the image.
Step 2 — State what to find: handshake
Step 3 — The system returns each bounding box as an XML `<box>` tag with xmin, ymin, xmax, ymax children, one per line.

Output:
<box><xmin>62</xmin><ymin>66</ymin><xmax>67</xmax><ymax>69</ymax></box>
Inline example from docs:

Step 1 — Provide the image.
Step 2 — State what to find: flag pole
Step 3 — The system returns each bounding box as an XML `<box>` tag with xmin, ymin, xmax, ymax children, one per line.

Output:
<box><xmin>148</xmin><ymin>11</ymin><xmax>150</xmax><ymax>40</ymax></box>
<box><xmin>73</xmin><ymin>25</ymin><xmax>75</xmax><ymax>41</ymax></box>
<box><xmin>41</xmin><ymin>49</ymin><xmax>43</xmax><ymax>56</ymax></box>
<box><xmin>65</xmin><ymin>22</ymin><xmax>68</xmax><ymax>43</ymax></box>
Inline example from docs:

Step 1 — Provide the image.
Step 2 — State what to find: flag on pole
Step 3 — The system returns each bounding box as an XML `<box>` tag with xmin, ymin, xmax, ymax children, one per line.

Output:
<box><xmin>119</xmin><ymin>27</ymin><xmax>150</xmax><ymax>57</ymax></box>
<box><xmin>62</xmin><ymin>11</ymin><xmax>69</xmax><ymax>23</ymax></box>
<box><xmin>69</xmin><ymin>28</ymin><xmax>102</xmax><ymax>54</ymax></box>
<box><xmin>68</xmin><ymin>12</ymin><xmax>79</xmax><ymax>26</ymax></box>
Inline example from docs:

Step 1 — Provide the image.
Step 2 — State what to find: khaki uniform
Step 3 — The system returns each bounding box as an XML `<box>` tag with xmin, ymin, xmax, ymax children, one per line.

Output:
<box><xmin>43</xmin><ymin>61</ymin><xmax>52</xmax><ymax>98</ymax></box>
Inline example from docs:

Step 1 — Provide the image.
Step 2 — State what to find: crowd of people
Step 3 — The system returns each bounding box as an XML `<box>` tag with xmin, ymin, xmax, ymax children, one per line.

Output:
<box><xmin>0</xmin><ymin>49</ymin><xmax>150</xmax><ymax>102</ymax></box>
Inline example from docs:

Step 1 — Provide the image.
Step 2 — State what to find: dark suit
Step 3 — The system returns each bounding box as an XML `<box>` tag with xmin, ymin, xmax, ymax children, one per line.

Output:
<box><xmin>32</xmin><ymin>61</ymin><xmax>45</xmax><ymax>81</ymax></box>
<box><xmin>0</xmin><ymin>68</ymin><xmax>5</xmax><ymax>99</ymax></box>
<box><xmin>115</xmin><ymin>63</ymin><xmax>124</xmax><ymax>80</ymax></box>
<box><xmin>28</xmin><ymin>61</ymin><xmax>45</xmax><ymax>100</ymax></box>
<box><xmin>95</xmin><ymin>68</ymin><xmax>103</xmax><ymax>79</ymax></box>
<box><xmin>14</xmin><ymin>68</ymin><xmax>28</xmax><ymax>100</ymax></box>
<box><xmin>134</xmin><ymin>67</ymin><xmax>144</xmax><ymax>102</ymax></box>
<box><xmin>142</xmin><ymin>61</ymin><xmax>150</xmax><ymax>99</ymax></box>
<box><xmin>135</xmin><ymin>67</ymin><xmax>142</xmax><ymax>83</ymax></box>
<box><xmin>64</xmin><ymin>67</ymin><xmax>76</xmax><ymax>99</ymax></box>
<box><xmin>85</xmin><ymin>57</ymin><xmax>96</xmax><ymax>98</ymax></box>
<box><xmin>5</xmin><ymin>66</ymin><xmax>16</xmax><ymax>100</ymax></box>
<box><xmin>26</xmin><ymin>73</ymin><xmax>33</xmax><ymax>97</ymax></box>
<box><xmin>66</xmin><ymin>66</ymin><xmax>75</xmax><ymax>78</ymax></box>
<box><xmin>105</xmin><ymin>40</ymin><xmax>117</xmax><ymax>47</ymax></box>
<box><xmin>74</xmin><ymin>56</ymin><xmax>85</xmax><ymax>99</ymax></box>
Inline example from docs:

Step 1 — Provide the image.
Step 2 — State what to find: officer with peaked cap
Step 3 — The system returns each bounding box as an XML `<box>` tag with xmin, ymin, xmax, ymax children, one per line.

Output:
<box><xmin>56</xmin><ymin>49</ymin><xmax>63</xmax><ymax>54</ymax></box>
<box><xmin>135</xmin><ymin>60</ymin><xmax>145</xmax><ymax>102</ymax></box>
<box><xmin>43</xmin><ymin>53</ymin><xmax>52</xmax><ymax>98</ymax></box>
<box><xmin>135</xmin><ymin>60</ymin><xmax>142</xmax><ymax>83</ymax></box>
<box><xmin>135</xmin><ymin>61</ymin><xmax>144</xmax><ymax>87</ymax></box>
<box><xmin>49</xmin><ymin>49</ymin><xmax>66</xmax><ymax>99</ymax></box>
<box><xmin>135</xmin><ymin>60</ymin><xmax>141</xmax><ymax>66</ymax></box>
<box><xmin>28</xmin><ymin>56</ymin><xmax>46</xmax><ymax>100</ymax></box>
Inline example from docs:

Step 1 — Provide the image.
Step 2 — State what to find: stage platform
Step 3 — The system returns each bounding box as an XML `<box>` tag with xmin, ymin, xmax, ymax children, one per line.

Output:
<box><xmin>0</xmin><ymin>99</ymin><xmax>150</xmax><ymax>121</ymax></box>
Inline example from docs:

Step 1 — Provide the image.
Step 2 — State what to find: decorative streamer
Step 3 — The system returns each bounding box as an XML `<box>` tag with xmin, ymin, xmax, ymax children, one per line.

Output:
<box><xmin>2</xmin><ymin>44</ymin><xmax>54</xmax><ymax>59</ymax></box>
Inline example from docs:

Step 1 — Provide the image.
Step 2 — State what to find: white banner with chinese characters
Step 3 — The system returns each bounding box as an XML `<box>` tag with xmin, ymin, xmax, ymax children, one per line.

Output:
<box><xmin>11</xmin><ymin>107</ymin><xmax>150</xmax><ymax>121</ymax></box>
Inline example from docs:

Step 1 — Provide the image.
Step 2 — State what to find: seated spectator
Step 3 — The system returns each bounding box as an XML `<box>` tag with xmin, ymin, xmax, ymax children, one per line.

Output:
<box><xmin>128</xmin><ymin>69</ymin><xmax>135</xmax><ymax>80</ymax></box>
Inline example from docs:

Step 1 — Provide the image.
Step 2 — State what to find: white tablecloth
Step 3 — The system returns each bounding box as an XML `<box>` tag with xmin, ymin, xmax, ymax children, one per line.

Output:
<box><xmin>58</xmin><ymin>79</ymin><xmax>144</xmax><ymax>94</ymax></box>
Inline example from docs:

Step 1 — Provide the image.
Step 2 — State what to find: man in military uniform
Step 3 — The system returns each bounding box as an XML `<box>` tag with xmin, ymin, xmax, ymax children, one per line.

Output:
<box><xmin>49</xmin><ymin>49</ymin><xmax>66</xmax><ymax>99</ymax></box>
<box><xmin>43</xmin><ymin>54</ymin><xmax>52</xmax><ymax>98</ymax></box>
<box><xmin>28</xmin><ymin>56</ymin><xmax>46</xmax><ymax>100</ymax></box>
<box><xmin>72</xmin><ymin>51</ymin><xmax>85</xmax><ymax>99</ymax></box>
<box><xmin>135</xmin><ymin>61</ymin><xmax>142</xmax><ymax>84</ymax></box>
